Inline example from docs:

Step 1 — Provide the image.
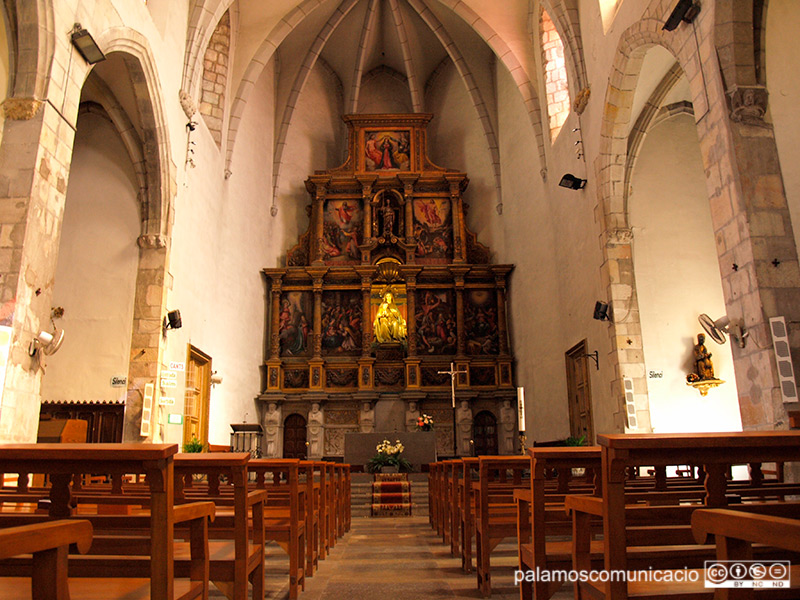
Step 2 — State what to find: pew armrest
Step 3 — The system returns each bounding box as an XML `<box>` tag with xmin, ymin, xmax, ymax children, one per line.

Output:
<box><xmin>692</xmin><ymin>508</ymin><xmax>800</xmax><ymax>551</ymax></box>
<box><xmin>565</xmin><ymin>494</ymin><xmax>602</xmax><ymax>516</ymax></box>
<box><xmin>513</xmin><ymin>489</ymin><xmax>532</xmax><ymax>504</ymax></box>
<box><xmin>174</xmin><ymin>500</ymin><xmax>216</xmax><ymax>524</ymax></box>
<box><xmin>0</xmin><ymin>519</ymin><xmax>93</xmax><ymax>559</ymax></box>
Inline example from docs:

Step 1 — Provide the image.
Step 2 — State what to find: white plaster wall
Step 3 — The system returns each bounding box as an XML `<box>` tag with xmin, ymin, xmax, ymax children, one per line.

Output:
<box><xmin>494</xmin><ymin>65</ymin><xmax>573</xmax><ymax>443</ymax></box>
<box><xmin>766</xmin><ymin>0</ymin><xmax>800</xmax><ymax>264</ymax></box>
<box><xmin>275</xmin><ymin>61</ymin><xmax>344</xmax><ymax>262</ymax></box>
<box><xmin>162</xmin><ymin>59</ymin><xmax>277</xmax><ymax>446</ymax></box>
<box><xmin>425</xmin><ymin>59</ymin><xmax>500</xmax><ymax>258</ymax></box>
<box><xmin>358</xmin><ymin>73</ymin><xmax>413</xmax><ymax>114</ymax></box>
<box><xmin>42</xmin><ymin>111</ymin><xmax>139</xmax><ymax>403</ymax></box>
<box><xmin>629</xmin><ymin>114</ymin><xmax>741</xmax><ymax>433</ymax></box>
<box><xmin>0</xmin><ymin>12</ymin><xmax>8</xmax><ymax>141</ymax></box>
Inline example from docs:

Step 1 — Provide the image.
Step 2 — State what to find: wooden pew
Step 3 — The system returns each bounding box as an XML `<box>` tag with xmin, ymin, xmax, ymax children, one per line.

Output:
<box><xmin>692</xmin><ymin>508</ymin><xmax>800</xmax><ymax>599</ymax></box>
<box><xmin>515</xmin><ymin>446</ymin><xmax>602</xmax><ymax>600</ymax></box>
<box><xmin>299</xmin><ymin>460</ymin><xmax>320</xmax><ymax>575</ymax></box>
<box><xmin>460</xmin><ymin>457</ymin><xmax>479</xmax><ymax>572</ymax></box>
<box><xmin>567</xmin><ymin>432</ymin><xmax>800</xmax><ymax>600</ymax></box>
<box><xmin>0</xmin><ymin>443</ymin><xmax>215</xmax><ymax>600</ymax></box>
<box><xmin>0</xmin><ymin>520</ymin><xmax>92</xmax><ymax>600</ymax></box>
<box><xmin>174</xmin><ymin>453</ymin><xmax>267</xmax><ymax>600</ymax></box>
<box><xmin>448</xmin><ymin>459</ymin><xmax>463</xmax><ymax>557</ymax></box>
<box><xmin>249</xmin><ymin>459</ymin><xmax>306</xmax><ymax>600</ymax></box>
<box><xmin>473</xmin><ymin>456</ymin><xmax>531</xmax><ymax>596</ymax></box>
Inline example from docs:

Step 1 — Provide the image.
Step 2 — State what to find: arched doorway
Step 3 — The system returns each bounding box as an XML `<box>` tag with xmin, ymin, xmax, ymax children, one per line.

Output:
<box><xmin>283</xmin><ymin>414</ymin><xmax>307</xmax><ymax>459</ymax></box>
<box><xmin>472</xmin><ymin>410</ymin><xmax>497</xmax><ymax>456</ymax></box>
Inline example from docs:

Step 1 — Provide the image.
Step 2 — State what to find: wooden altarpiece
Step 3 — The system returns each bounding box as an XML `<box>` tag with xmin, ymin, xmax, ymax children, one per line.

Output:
<box><xmin>259</xmin><ymin>114</ymin><xmax>516</xmax><ymax>459</ymax></box>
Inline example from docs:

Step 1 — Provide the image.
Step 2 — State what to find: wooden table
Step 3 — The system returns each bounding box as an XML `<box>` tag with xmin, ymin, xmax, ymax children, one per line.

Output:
<box><xmin>0</xmin><ymin>443</ymin><xmax>178</xmax><ymax>600</ymax></box>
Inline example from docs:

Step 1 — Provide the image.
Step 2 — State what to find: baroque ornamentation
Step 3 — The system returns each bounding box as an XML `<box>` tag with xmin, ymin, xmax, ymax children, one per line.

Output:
<box><xmin>325</xmin><ymin>410</ymin><xmax>359</xmax><ymax>425</ymax></box>
<box><xmin>375</xmin><ymin>367</ymin><xmax>404</xmax><ymax>386</ymax></box>
<box><xmin>573</xmin><ymin>86</ymin><xmax>591</xmax><ymax>115</ymax></box>
<box><xmin>283</xmin><ymin>369</ymin><xmax>309</xmax><ymax>389</ymax></box>
<box><xmin>137</xmin><ymin>234</ymin><xmax>168</xmax><ymax>249</ymax></box>
<box><xmin>325</xmin><ymin>368</ymin><xmax>358</xmax><ymax>387</ymax></box>
<box><xmin>421</xmin><ymin>367</ymin><xmax>450</xmax><ymax>387</ymax></box>
<box><xmin>470</xmin><ymin>366</ymin><xmax>495</xmax><ymax>386</ymax></box>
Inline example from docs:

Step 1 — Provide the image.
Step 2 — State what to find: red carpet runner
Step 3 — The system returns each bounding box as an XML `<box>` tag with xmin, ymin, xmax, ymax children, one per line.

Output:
<box><xmin>371</xmin><ymin>473</ymin><xmax>412</xmax><ymax>517</ymax></box>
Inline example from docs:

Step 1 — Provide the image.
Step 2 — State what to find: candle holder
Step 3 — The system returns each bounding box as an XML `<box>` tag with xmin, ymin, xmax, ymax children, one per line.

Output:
<box><xmin>519</xmin><ymin>431</ymin><xmax>527</xmax><ymax>455</ymax></box>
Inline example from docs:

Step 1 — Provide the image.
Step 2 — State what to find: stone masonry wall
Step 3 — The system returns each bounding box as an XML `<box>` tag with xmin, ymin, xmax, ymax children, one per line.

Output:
<box><xmin>199</xmin><ymin>11</ymin><xmax>230</xmax><ymax>148</ymax></box>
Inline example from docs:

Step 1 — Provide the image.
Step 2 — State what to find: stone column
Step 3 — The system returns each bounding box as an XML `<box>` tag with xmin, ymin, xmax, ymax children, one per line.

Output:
<box><xmin>0</xmin><ymin>100</ymin><xmax>77</xmax><ymax>443</ymax></box>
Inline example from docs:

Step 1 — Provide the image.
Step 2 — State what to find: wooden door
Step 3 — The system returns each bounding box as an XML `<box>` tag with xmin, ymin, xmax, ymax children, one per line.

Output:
<box><xmin>566</xmin><ymin>340</ymin><xmax>594</xmax><ymax>443</ymax></box>
<box><xmin>283</xmin><ymin>414</ymin><xmax>308</xmax><ymax>459</ymax></box>
<box><xmin>472</xmin><ymin>410</ymin><xmax>498</xmax><ymax>456</ymax></box>
<box><xmin>183</xmin><ymin>345</ymin><xmax>211</xmax><ymax>448</ymax></box>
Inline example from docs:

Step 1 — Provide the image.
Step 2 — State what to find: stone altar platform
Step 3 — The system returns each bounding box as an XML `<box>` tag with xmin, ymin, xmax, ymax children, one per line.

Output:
<box><xmin>345</xmin><ymin>431</ymin><xmax>436</xmax><ymax>470</ymax></box>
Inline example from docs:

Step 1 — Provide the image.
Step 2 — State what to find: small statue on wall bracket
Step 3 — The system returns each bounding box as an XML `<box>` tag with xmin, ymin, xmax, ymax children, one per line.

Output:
<box><xmin>686</xmin><ymin>333</ymin><xmax>724</xmax><ymax>396</ymax></box>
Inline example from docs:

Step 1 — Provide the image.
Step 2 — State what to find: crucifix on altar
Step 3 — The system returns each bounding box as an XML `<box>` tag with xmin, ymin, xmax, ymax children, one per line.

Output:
<box><xmin>438</xmin><ymin>362</ymin><xmax>468</xmax><ymax>456</ymax></box>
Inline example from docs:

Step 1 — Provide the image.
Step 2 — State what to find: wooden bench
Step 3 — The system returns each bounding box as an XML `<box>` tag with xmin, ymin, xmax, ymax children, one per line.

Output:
<box><xmin>174</xmin><ymin>453</ymin><xmax>267</xmax><ymax>600</ymax></box>
<box><xmin>0</xmin><ymin>519</ymin><xmax>92</xmax><ymax>600</ymax></box>
<box><xmin>0</xmin><ymin>443</ymin><xmax>215</xmax><ymax>600</ymax></box>
<box><xmin>692</xmin><ymin>508</ymin><xmax>800</xmax><ymax>599</ymax></box>
<box><xmin>515</xmin><ymin>446</ymin><xmax>602</xmax><ymax>600</ymax></box>
<box><xmin>459</xmin><ymin>457</ymin><xmax>479</xmax><ymax>572</ymax></box>
<box><xmin>473</xmin><ymin>456</ymin><xmax>531</xmax><ymax>596</ymax></box>
<box><xmin>567</xmin><ymin>432</ymin><xmax>800</xmax><ymax>600</ymax></box>
<box><xmin>250</xmin><ymin>459</ymin><xmax>307</xmax><ymax>600</ymax></box>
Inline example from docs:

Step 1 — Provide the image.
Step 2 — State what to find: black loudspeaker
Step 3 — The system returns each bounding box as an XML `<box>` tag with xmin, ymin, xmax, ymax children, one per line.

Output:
<box><xmin>166</xmin><ymin>309</ymin><xmax>182</xmax><ymax>329</ymax></box>
<box><xmin>593</xmin><ymin>301</ymin><xmax>612</xmax><ymax>322</ymax></box>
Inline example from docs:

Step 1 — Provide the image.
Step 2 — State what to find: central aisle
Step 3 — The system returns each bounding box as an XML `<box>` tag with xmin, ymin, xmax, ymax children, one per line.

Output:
<box><xmin>294</xmin><ymin>516</ymin><xmax>571</xmax><ymax>600</ymax></box>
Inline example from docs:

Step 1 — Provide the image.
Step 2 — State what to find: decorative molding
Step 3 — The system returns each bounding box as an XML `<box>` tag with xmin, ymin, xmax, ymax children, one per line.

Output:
<box><xmin>2</xmin><ymin>97</ymin><xmax>44</xmax><ymax>120</ymax></box>
<box><xmin>137</xmin><ymin>234</ymin><xmax>167</xmax><ymax>249</ymax></box>
<box><xmin>728</xmin><ymin>85</ymin><xmax>768</xmax><ymax>126</ymax></box>
<box><xmin>606</xmin><ymin>228</ymin><xmax>633</xmax><ymax>246</ymax></box>
<box><xmin>573</xmin><ymin>86</ymin><xmax>591</xmax><ymax>115</ymax></box>
<box><xmin>179</xmin><ymin>89</ymin><xmax>196</xmax><ymax>118</ymax></box>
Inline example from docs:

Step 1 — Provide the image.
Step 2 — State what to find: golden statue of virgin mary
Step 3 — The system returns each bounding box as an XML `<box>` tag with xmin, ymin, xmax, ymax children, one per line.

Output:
<box><xmin>373</xmin><ymin>287</ymin><xmax>407</xmax><ymax>343</ymax></box>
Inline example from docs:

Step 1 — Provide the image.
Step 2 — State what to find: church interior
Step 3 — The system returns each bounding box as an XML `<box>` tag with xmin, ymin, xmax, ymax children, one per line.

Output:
<box><xmin>1</xmin><ymin>0</ymin><xmax>800</xmax><ymax>598</ymax></box>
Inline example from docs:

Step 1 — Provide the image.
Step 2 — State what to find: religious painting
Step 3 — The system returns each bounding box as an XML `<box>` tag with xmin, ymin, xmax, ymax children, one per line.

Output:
<box><xmin>364</xmin><ymin>130</ymin><xmax>411</xmax><ymax>171</ymax></box>
<box><xmin>415</xmin><ymin>289</ymin><xmax>457</xmax><ymax>355</ymax></box>
<box><xmin>465</xmin><ymin>290</ymin><xmax>499</xmax><ymax>355</ymax></box>
<box><xmin>279</xmin><ymin>291</ymin><xmax>312</xmax><ymax>357</ymax></box>
<box><xmin>413</xmin><ymin>198</ymin><xmax>453</xmax><ymax>261</ymax></box>
<box><xmin>322</xmin><ymin>199</ymin><xmax>363</xmax><ymax>262</ymax></box>
<box><xmin>321</xmin><ymin>291</ymin><xmax>363</xmax><ymax>355</ymax></box>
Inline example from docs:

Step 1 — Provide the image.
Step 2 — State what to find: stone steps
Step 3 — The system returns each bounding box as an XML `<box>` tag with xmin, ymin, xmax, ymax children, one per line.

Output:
<box><xmin>350</xmin><ymin>474</ymin><xmax>429</xmax><ymax>517</ymax></box>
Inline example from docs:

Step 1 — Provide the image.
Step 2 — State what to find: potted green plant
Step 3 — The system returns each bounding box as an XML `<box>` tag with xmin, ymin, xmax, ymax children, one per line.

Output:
<box><xmin>183</xmin><ymin>437</ymin><xmax>205</xmax><ymax>453</ymax></box>
<box><xmin>367</xmin><ymin>439</ymin><xmax>412</xmax><ymax>473</ymax></box>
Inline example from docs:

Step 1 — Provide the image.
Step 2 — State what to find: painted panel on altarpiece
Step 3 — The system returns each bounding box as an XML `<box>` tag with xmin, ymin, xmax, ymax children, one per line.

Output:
<box><xmin>413</xmin><ymin>198</ymin><xmax>452</xmax><ymax>261</ymax></box>
<box><xmin>364</xmin><ymin>130</ymin><xmax>411</xmax><ymax>171</ymax></box>
<box><xmin>415</xmin><ymin>289</ymin><xmax>457</xmax><ymax>355</ymax></box>
<box><xmin>465</xmin><ymin>290</ymin><xmax>499</xmax><ymax>355</ymax></box>
<box><xmin>322</xmin><ymin>291</ymin><xmax>363</xmax><ymax>355</ymax></box>
<box><xmin>321</xmin><ymin>199</ymin><xmax>362</xmax><ymax>262</ymax></box>
<box><xmin>279</xmin><ymin>291</ymin><xmax>313</xmax><ymax>357</ymax></box>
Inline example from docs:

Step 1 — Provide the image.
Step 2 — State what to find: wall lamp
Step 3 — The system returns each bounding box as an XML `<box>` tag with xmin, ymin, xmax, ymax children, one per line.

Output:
<box><xmin>662</xmin><ymin>0</ymin><xmax>700</xmax><ymax>31</ymax></box>
<box><xmin>210</xmin><ymin>371</ymin><xmax>223</xmax><ymax>386</ymax></box>
<box><xmin>29</xmin><ymin>328</ymin><xmax>65</xmax><ymax>358</ymax></box>
<box><xmin>163</xmin><ymin>309</ymin><xmax>182</xmax><ymax>334</ymax></box>
<box><xmin>70</xmin><ymin>24</ymin><xmax>106</xmax><ymax>64</ymax></box>
<box><xmin>593</xmin><ymin>301</ymin><xmax>612</xmax><ymax>322</ymax></box>
<box><xmin>559</xmin><ymin>174</ymin><xmax>587</xmax><ymax>190</ymax></box>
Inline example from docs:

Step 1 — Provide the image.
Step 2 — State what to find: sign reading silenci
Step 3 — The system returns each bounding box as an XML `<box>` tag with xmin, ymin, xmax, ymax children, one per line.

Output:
<box><xmin>648</xmin><ymin>370</ymin><xmax>664</xmax><ymax>379</ymax></box>
<box><xmin>110</xmin><ymin>376</ymin><xmax>127</xmax><ymax>387</ymax></box>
